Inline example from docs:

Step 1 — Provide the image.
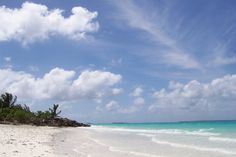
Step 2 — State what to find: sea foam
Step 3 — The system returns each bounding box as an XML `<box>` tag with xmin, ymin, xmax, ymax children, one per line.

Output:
<box><xmin>92</xmin><ymin>126</ymin><xmax>219</xmax><ymax>136</ymax></box>
<box><xmin>209</xmin><ymin>137</ymin><xmax>236</xmax><ymax>143</ymax></box>
<box><xmin>152</xmin><ymin>137</ymin><xmax>236</xmax><ymax>155</ymax></box>
<box><xmin>88</xmin><ymin>136</ymin><xmax>164</xmax><ymax>157</ymax></box>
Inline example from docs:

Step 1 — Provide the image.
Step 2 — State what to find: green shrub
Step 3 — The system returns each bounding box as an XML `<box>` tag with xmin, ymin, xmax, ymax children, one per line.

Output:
<box><xmin>14</xmin><ymin>110</ymin><xmax>31</xmax><ymax>123</ymax></box>
<box><xmin>0</xmin><ymin>92</ymin><xmax>65</xmax><ymax>125</ymax></box>
<box><xmin>0</xmin><ymin>108</ymin><xmax>13</xmax><ymax>121</ymax></box>
<box><xmin>36</xmin><ymin>111</ymin><xmax>51</xmax><ymax>120</ymax></box>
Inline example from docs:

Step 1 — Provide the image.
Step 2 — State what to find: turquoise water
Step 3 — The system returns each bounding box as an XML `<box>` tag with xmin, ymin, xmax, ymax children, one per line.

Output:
<box><xmin>96</xmin><ymin>121</ymin><xmax>236</xmax><ymax>132</ymax></box>
<box><xmin>91</xmin><ymin>121</ymin><xmax>236</xmax><ymax>156</ymax></box>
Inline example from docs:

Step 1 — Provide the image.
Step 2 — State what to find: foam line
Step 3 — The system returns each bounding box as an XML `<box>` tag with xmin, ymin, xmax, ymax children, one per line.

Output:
<box><xmin>209</xmin><ymin>137</ymin><xmax>236</xmax><ymax>143</ymax></box>
<box><xmin>152</xmin><ymin>138</ymin><xmax>236</xmax><ymax>155</ymax></box>
<box><xmin>91</xmin><ymin>126</ymin><xmax>220</xmax><ymax>136</ymax></box>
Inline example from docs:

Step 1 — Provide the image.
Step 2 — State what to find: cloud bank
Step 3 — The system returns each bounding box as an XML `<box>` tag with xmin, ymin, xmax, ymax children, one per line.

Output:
<box><xmin>0</xmin><ymin>2</ymin><xmax>99</xmax><ymax>45</ymax></box>
<box><xmin>0</xmin><ymin>68</ymin><xmax>121</xmax><ymax>102</ymax></box>
<box><xmin>149</xmin><ymin>75</ymin><xmax>236</xmax><ymax>112</ymax></box>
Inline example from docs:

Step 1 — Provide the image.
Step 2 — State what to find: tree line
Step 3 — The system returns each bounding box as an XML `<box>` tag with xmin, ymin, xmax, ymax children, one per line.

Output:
<box><xmin>0</xmin><ymin>93</ymin><xmax>69</xmax><ymax>124</ymax></box>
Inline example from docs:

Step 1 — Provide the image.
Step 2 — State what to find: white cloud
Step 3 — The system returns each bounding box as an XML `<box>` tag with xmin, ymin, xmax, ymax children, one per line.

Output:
<box><xmin>0</xmin><ymin>2</ymin><xmax>99</xmax><ymax>45</ymax></box>
<box><xmin>3</xmin><ymin>56</ymin><xmax>13</xmax><ymax>69</ymax></box>
<box><xmin>105</xmin><ymin>100</ymin><xmax>120</xmax><ymax>111</ymax></box>
<box><xmin>0</xmin><ymin>68</ymin><xmax>121</xmax><ymax>101</ymax></box>
<box><xmin>161</xmin><ymin>51</ymin><xmax>200</xmax><ymax>69</ymax></box>
<box><xmin>28</xmin><ymin>65</ymin><xmax>39</xmax><ymax>72</ymax></box>
<box><xmin>213</xmin><ymin>56</ymin><xmax>236</xmax><ymax>66</ymax></box>
<box><xmin>4</xmin><ymin>57</ymin><xmax>11</xmax><ymax>62</ymax></box>
<box><xmin>112</xmin><ymin>88</ymin><xmax>123</xmax><ymax>95</ymax></box>
<box><xmin>149</xmin><ymin>74</ymin><xmax>236</xmax><ymax>112</ymax></box>
<box><xmin>96</xmin><ymin>106</ymin><xmax>104</xmax><ymax>112</ymax></box>
<box><xmin>133</xmin><ymin>97</ymin><xmax>145</xmax><ymax>106</ymax></box>
<box><xmin>112</xmin><ymin>0</ymin><xmax>200</xmax><ymax>69</ymax></box>
<box><xmin>103</xmin><ymin>97</ymin><xmax>145</xmax><ymax>114</ymax></box>
<box><xmin>110</xmin><ymin>58</ymin><xmax>123</xmax><ymax>66</ymax></box>
<box><xmin>210</xmin><ymin>41</ymin><xmax>236</xmax><ymax>66</ymax></box>
<box><xmin>119</xmin><ymin>97</ymin><xmax>145</xmax><ymax>114</ymax></box>
<box><xmin>70</xmin><ymin>70</ymin><xmax>121</xmax><ymax>99</ymax></box>
<box><xmin>130</xmin><ymin>87</ymin><xmax>143</xmax><ymax>97</ymax></box>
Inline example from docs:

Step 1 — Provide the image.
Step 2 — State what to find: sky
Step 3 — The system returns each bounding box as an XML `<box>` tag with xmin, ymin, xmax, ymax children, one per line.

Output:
<box><xmin>0</xmin><ymin>0</ymin><xmax>236</xmax><ymax>123</ymax></box>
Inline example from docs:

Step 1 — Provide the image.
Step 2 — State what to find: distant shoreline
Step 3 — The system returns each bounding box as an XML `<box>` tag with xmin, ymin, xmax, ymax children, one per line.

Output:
<box><xmin>95</xmin><ymin>119</ymin><xmax>236</xmax><ymax>125</ymax></box>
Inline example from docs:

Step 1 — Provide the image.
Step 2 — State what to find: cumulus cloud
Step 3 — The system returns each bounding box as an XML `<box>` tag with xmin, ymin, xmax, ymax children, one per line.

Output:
<box><xmin>101</xmin><ymin>87</ymin><xmax>145</xmax><ymax>113</ymax></box>
<box><xmin>133</xmin><ymin>97</ymin><xmax>145</xmax><ymax>106</ymax></box>
<box><xmin>0</xmin><ymin>2</ymin><xmax>99</xmax><ymax>45</ymax></box>
<box><xmin>0</xmin><ymin>68</ymin><xmax>121</xmax><ymax>101</ymax></box>
<box><xmin>149</xmin><ymin>75</ymin><xmax>236</xmax><ymax>112</ymax></box>
<box><xmin>105</xmin><ymin>100</ymin><xmax>120</xmax><ymax>111</ymax></box>
<box><xmin>103</xmin><ymin>97</ymin><xmax>145</xmax><ymax>114</ymax></box>
<box><xmin>120</xmin><ymin>97</ymin><xmax>145</xmax><ymax>114</ymax></box>
<box><xmin>112</xmin><ymin>88</ymin><xmax>123</xmax><ymax>95</ymax></box>
<box><xmin>70</xmin><ymin>70</ymin><xmax>121</xmax><ymax>99</ymax></box>
<box><xmin>130</xmin><ymin>87</ymin><xmax>143</xmax><ymax>97</ymax></box>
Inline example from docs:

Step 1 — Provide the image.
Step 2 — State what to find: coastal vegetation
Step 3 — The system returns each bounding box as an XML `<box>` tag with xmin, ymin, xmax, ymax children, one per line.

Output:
<box><xmin>0</xmin><ymin>92</ymin><xmax>89</xmax><ymax>127</ymax></box>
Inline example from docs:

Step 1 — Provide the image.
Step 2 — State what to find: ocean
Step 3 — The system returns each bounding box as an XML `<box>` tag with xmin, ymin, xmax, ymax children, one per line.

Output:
<box><xmin>91</xmin><ymin>121</ymin><xmax>236</xmax><ymax>157</ymax></box>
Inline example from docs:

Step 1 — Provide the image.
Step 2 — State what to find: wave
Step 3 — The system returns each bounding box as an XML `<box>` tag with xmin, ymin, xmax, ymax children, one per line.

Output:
<box><xmin>152</xmin><ymin>138</ymin><xmax>236</xmax><ymax>155</ymax></box>
<box><xmin>138</xmin><ymin>133</ymin><xmax>156</xmax><ymax>137</ymax></box>
<box><xmin>88</xmin><ymin>137</ymin><xmax>164</xmax><ymax>157</ymax></box>
<box><xmin>209</xmin><ymin>137</ymin><xmax>236</xmax><ymax>143</ymax></box>
<box><xmin>199</xmin><ymin>128</ymin><xmax>214</xmax><ymax>132</ymax></box>
<box><xmin>73</xmin><ymin>149</ymin><xmax>88</xmax><ymax>156</ymax></box>
<box><xmin>109</xmin><ymin>147</ymin><xmax>164</xmax><ymax>157</ymax></box>
<box><xmin>91</xmin><ymin>126</ymin><xmax>220</xmax><ymax>136</ymax></box>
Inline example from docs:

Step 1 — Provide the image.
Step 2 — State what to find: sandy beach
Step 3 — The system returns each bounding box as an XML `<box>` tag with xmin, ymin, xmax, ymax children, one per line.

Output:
<box><xmin>0</xmin><ymin>124</ymin><xmax>59</xmax><ymax>157</ymax></box>
<box><xmin>53</xmin><ymin>127</ymin><xmax>153</xmax><ymax>157</ymax></box>
<box><xmin>0</xmin><ymin>125</ymin><xmax>141</xmax><ymax>157</ymax></box>
<box><xmin>0</xmin><ymin>124</ymin><xmax>162</xmax><ymax>157</ymax></box>
<box><xmin>1</xmin><ymin>124</ymin><xmax>236</xmax><ymax>157</ymax></box>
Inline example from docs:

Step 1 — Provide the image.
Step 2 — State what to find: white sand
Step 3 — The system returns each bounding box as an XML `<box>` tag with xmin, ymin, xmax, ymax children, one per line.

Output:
<box><xmin>53</xmin><ymin>126</ymin><xmax>235</xmax><ymax>157</ymax></box>
<box><xmin>0</xmin><ymin>125</ymin><xmax>164</xmax><ymax>157</ymax></box>
<box><xmin>1</xmin><ymin>125</ymin><xmax>234</xmax><ymax>157</ymax></box>
<box><xmin>0</xmin><ymin>124</ymin><xmax>133</xmax><ymax>157</ymax></box>
<box><xmin>0</xmin><ymin>125</ymin><xmax>168</xmax><ymax>157</ymax></box>
<box><xmin>0</xmin><ymin>124</ymin><xmax>59</xmax><ymax>157</ymax></box>
<box><xmin>54</xmin><ymin>127</ymin><xmax>163</xmax><ymax>157</ymax></box>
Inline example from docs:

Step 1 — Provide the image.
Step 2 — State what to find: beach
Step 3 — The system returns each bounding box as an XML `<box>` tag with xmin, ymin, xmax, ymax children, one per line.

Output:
<box><xmin>0</xmin><ymin>124</ymin><xmax>143</xmax><ymax>157</ymax></box>
<box><xmin>0</xmin><ymin>124</ymin><xmax>58</xmax><ymax>157</ymax></box>
<box><xmin>56</xmin><ymin>123</ymin><xmax>236</xmax><ymax>157</ymax></box>
<box><xmin>1</xmin><ymin>122</ymin><xmax>236</xmax><ymax>157</ymax></box>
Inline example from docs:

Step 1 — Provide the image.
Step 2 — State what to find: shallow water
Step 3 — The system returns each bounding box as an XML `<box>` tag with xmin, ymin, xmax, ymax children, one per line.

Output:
<box><xmin>91</xmin><ymin>121</ymin><xmax>236</xmax><ymax>157</ymax></box>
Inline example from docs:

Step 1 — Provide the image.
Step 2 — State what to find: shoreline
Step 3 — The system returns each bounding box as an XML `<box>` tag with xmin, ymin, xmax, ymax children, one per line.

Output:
<box><xmin>1</xmin><ymin>124</ymin><xmax>236</xmax><ymax>157</ymax></box>
<box><xmin>53</xmin><ymin>126</ymin><xmax>152</xmax><ymax>157</ymax></box>
<box><xmin>55</xmin><ymin>125</ymin><xmax>236</xmax><ymax>157</ymax></box>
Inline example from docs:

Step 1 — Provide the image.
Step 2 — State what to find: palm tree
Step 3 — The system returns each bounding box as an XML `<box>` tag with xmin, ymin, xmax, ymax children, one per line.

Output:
<box><xmin>49</xmin><ymin>104</ymin><xmax>61</xmax><ymax>119</ymax></box>
<box><xmin>0</xmin><ymin>93</ymin><xmax>17</xmax><ymax>108</ymax></box>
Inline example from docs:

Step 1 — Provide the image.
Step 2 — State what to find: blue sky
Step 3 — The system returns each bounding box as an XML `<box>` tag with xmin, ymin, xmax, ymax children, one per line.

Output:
<box><xmin>0</xmin><ymin>0</ymin><xmax>236</xmax><ymax>123</ymax></box>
